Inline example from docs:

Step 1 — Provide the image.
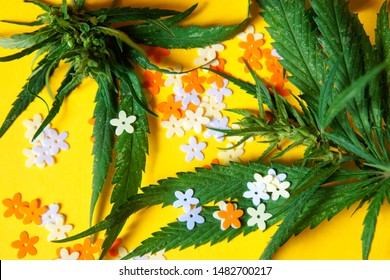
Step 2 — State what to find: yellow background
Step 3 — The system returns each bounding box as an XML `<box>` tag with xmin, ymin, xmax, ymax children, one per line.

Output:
<box><xmin>0</xmin><ymin>0</ymin><xmax>389</xmax><ymax>260</ymax></box>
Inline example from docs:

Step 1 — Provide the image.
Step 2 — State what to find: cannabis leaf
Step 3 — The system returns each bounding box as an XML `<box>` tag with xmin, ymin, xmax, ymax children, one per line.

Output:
<box><xmin>0</xmin><ymin>0</ymin><xmax>247</xmax><ymax>258</ymax></box>
<box><xmin>57</xmin><ymin>162</ymin><xmax>310</xmax><ymax>252</ymax></box>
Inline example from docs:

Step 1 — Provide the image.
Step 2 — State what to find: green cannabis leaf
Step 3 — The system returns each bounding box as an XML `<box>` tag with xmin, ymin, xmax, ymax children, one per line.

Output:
<box><xmin>60</xmin><ymin>0</ymin><xmax>389</xmax><ymax>260</ymax></box>
<box><xmin>0</xmin><ymin>0</ymin><xmax>246</xmax><ymax>258</ymax></box>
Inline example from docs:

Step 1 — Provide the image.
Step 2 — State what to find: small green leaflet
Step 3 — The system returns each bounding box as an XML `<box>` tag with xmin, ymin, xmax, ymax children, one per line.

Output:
<box><xmin>361</xmin><ymin>178</ymin><xmax>390</xmax><ymax>260</ymax></box>
<box><xmin>321</xmin><ymin>61</ymin><xmax>388</xmax><ymax>129</ymax></box>
<box><xmin>0</xmin><ymin>27</ymin><xmax>54</xmax><ymax>49</ymax></box>
<box><xmin>90</xmin><ymin>74</ymin><xmax>116</xmax><ymax>226</ymax></box>
<box><xmin>0</xmin><ymin>56</ymin><xmax>55</xmax><ymax>138</ymax></box>
<box><xmin>121</xmin><ymin>19</ymin><xmax>249</xmax><ymax>49</ymax></box>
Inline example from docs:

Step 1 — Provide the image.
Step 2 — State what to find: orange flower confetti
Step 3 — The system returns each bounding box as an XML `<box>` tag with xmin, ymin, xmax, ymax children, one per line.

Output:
<box><xmin>19</xmin><ymin>199</ymin><xmax>47</xmax><ymax>225</ymax></box>
<box><xmin>146</xmin><ymin>46</ymin><xmax>170</xmax><ymax>63</ymax></box>
<box><xmin>142</xmin><ymin>70</ymin><xmax>165</xmax><ymax>95</ymax></box>
<box><xmin>181</xmin><ymin>70</ymin><xmax>206</xmax><ymax>94</ymax></box>
<box><xmin>210</xmin><ymin>58</ymin><xmax>226</xmax><ymax>72</ymax></box>
<box><xmin>108</xmin><ymin>238</ymin><xmax>122</xmax><ymax>257</ymax></box>
<box><xmin>206</xmin><ymin>72</ymin><xmax>225</xmax><ymax>88</ymax></box>
<box><xmin>2</xmin><ymin>193</ymin><xmax>29</xmax><ymax>219</ymax></box>
<box><xmin>263</xmin><ymin>48</ymin><xmax>286</xmax><ymax>83</ymax></box>
<box><xmin>11</xmin><ymin>231</ymin><xmax>39</xmax><ymax>259</ymax></box>
<box><xmin>268</xmin><ymin>81</ymin><xmax>290</xmax><ymax>97</ymax></box>
<box><xmin>238</xmin><ymin>54</ymin><xmax>263</xmax><ymax>73</ymax></box>
<box><xmin>213</xmin><ymin>201</ymin><xmax>244</xmax><ymax>230</ymax></box>
<box><xmin>157</xmin><ymin>94</ymin><xmax>183</xmax><ymax>120</ymax></box>
<box><xmin>73</xmin><ymin>237</ymin><xmax>103</xmax><ymax>260</ymax></box>
<box><xmin>238</xmin><ymin>33</ymin><xmax>265</xmax><ymax>59</ymax></box>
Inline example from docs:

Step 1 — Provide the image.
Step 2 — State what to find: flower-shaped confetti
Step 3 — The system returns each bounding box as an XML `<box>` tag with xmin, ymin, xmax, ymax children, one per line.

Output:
<box><xmin>146</xmin><ymin>46</ymin><xmax>170</xmax><ymax>63</ymax></box>
<box><xmin>173</xmin><ymin>189</ymin><xmax>200</xmax><ymax>212</ymax></box>
<box><xmin>183</xmin><ymin>107</ymin><xmax>210</xmax><ymax>134</ymax></box>
<box><xmin>267</xmin><ymin>177</ymin><xmax>291</xmax><ymax>200</ymax></box>
<box><xmin>267</xmin><ymin>168</ymin><xmax>287</xmax><ymax>182</ymax></box>
<box><xmin>32</xmin><ymin>145</ymin><xmax>55</xmax><ymax>167</ymax></box>
<box><xmin>206</xmin><ymin>72</ymin><xmax>226</xmax><ymax>88</ymax></box>
<box><xmin>107</xmin><ymin>238</ymin><xmax>123</xmax><ymax>258</ymax></box>
<box><xmin>204</xmin><ymin>117</ymin><xmax>230</xmax><ymax>142</ymax></box>
<box><xmin>110</xmin><ymin>110</ymin><xmax>136</xmax><ymax>136</ymax></box>
<box><xmin>73</xmin><ymin>238</ymin><xmax>103</xmax><ymax>260</ymax></box>
<box><xmin>218</xmin><ymin>143</ymin><xmax>244</xmax><ymax>164</ymax></box>
<box><xmin>253</xmin><ymin>169</ymin><xmax>288</xmax><ymax>192</ymax></box>
<box><xmin>20</xmin><ymin>199</ymin><xmax>47</xmax><ymax>225</ymax></box>
<box><xmin>161</xmin><ymin>115</ymin><xmax>185</xmax><ymax>138</ymax></box>
<box><xmin>243</xmin><ymin>182</ymin><xmax>270</xmax><ymax>206</ymax></box>
<box><xmin>181</xmin><ymin>70</ymin><xmax>206</xmax><ymax>94</ymax></box>
<box><xmin>117</xmin><ymin>246</ymin><xmax>130</xmax><ymax>259</ymax></box>
<box><xmin>174</xmin><ymin>87</ymin><xmax>200</xmax><ymax>110</ymax></box>
<box><xmin>2</xmin><ymin>193</ymin><xmax>29</xmax><ymax>219</ymax></box>
<box><xmin>199</xmin><ymin>95</ymin><xmax>226</xmax><ymax>120</ymax></box>
<box><xmin>23</xmin><ymin>148</ymin><xmax>45</xmax><ymax>168</ymax></box>
<box><xmin>213</xmin><ymin>201</ymin><xmax>244</xmax><ymax>230</ymax></box>
<box><xmin>55</xmin><ymin>248</ymin><xmax>80</xmax><ymax>260</ymax></box>
<box><xmin>180</xmin><ymin>136</ymin><xmax>207</xmax><ymax>162</ymax></box>
<box><xmin>178</xmin><ymin>206</ymin><xmax>205</xmax><ymax>230</ymax></box>
<box><xmin>206</xmin><ymin>79</ymin><xmax>232</xmax><ymax>103</ymax></box>
<box><xmin>11</xmin><ymin>231</ymin><xmax>39</xmax><ymax>259</ymax></box>
<box><xmin>45</xmin><ymin>215</ymin><xmax>73</xmax><ymax>241</ymax></box>
<box><xmin>237</xmin><ymin>25</ymin><xmax>264</xmax><ymax>42</ymax></box>
<box><xmin>194</xmin><ymin>44</ymin><xmax>225</xmax><ymax>67</ymax></box>
<box><xmin>142</xmin><ymin>70</ymin><xmax>165</xmax><ymax>95</ymax></box>
<box><xmin>133</xmin><ymin>255</ymin><xmax>149</xmax><ymax>260</ymax></box>
<box><xmin>22</xmin><ymin>114</ymin><xmax>49</xmax><ymax>143</ymax></box>
<box><xmin>252</xmin><ymin>172</ymin><xmax>275</xmax><ymax>192</ymax></box>
<box><xmin>40</xmin><ymin>203</ymin><xmax>61</xmax><ymax>225</ymax></box>
<box><xmin>157</xmin><ymin>94</ymin><xmax>183</xmax><ymax>120</ymax></box>
<box><xmin>41</xmin><ymin>128</ymin><xmax>69</xmax><ymax>155</ymax></box>
<box><xmin>237</xmin><ymin>25</ymin><xmax>265</xmax><ymax>59</ymax></box>
<box><xmin>164</xmin><ymin>64</ymin><xmax>184</xmax><ymax>88</ymax></box>
<box><xmin>247</xmin><ymin>204</ymin><xmax>272</xmax><ymax>231</ymax></box>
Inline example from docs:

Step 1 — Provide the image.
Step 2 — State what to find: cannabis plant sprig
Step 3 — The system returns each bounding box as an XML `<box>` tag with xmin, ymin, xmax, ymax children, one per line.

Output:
<box><xmin>0</xmin><ymin>0</ymin><xmax>247</xmax><ymax>258</ymax></box>
<box><xmin>58</xmin><ymin>0</ymin><xmax>389</xmax><ymax>260</ymax></box>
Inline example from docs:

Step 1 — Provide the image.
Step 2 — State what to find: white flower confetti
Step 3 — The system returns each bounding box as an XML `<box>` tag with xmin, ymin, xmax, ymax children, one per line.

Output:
<box><xmin>243</xmin><ymin>182</ymin><xmax>270</xmax><ymax>206</ymax></box>
<box><xmin>178</xmin><ymin>206</ymin><xmax>205</xmax><ymax>230</ymax></box>
<box><xmin>161</xmin><ymin>115</ymin><xmax>185</xmax><ymax>138</ymax></box>
<box><xmin>199</xmin><ymin>95</ymin><xmax>226</xmax><ymax>120</ymax></box>
<box><xmin>183</xmin><ymin>107</ymin><xmax>210</xmax><ymax>134</ymax></box>
<box><xmin>44</xmin><ymin>215</ymin><xmax>73</xmax><ymax>241</ymax></box>
<box><xmin>110</xmin><ymin>110</ymin><xmax>136</xmax><ymax>136</ymax></box>
<box><xmin>41</xmin><ymin>128</ymin><xmax>69</xmax><ymax>155</ymax></box>
<box><xmin>32</xmin><ymin>145</ymin><xmax>55</xmax><ymax>167</ymax></box>
<box><xmin>218</xmin><ymin>143</ymin><xmax>244</xmax><ymax>164</ymax></box>
<box><xmin>180</xmin><ymin>136</ymin><xmax>207</xmax><ymax>162</ymax></box>
<box><xmin>173</xmin><ymin>189</ymin><xmax>200</xmax><ymax>212</ymax></box>
<box><xmin>40</xmin><ymin>204</ymin><xmax>61</xmax><ymax>226</ymax></box>
<box><xmin>204</xmin><ymin>117</ymin><xmax>230</xmax><ymax>142</ymax></box>
<box><xmin>247</xmin><ymin>204</ymin><xmax>272</xmax><ymax>231</ymax></box>
<box><xmin>55</xmin><ymin>248</ymin><xmax>80</xmax><ymax>260</ymax></box>
<box><xmin>22</xmin><ymin>114</ymin><xmax>50</xmax><ymax>143</ymax></box>
<box><xmin>206</xmin><ymin>79</ymin><xmax>232</xmax><ymax>103</ymax></box>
